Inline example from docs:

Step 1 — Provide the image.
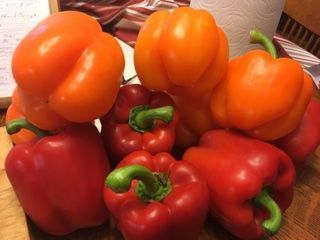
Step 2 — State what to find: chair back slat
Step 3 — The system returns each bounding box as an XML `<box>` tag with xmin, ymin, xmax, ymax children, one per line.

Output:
<box><xmin>277</xmin><ymin>12</ymin><xmax>320</xmax><ymax>58</ymax></box>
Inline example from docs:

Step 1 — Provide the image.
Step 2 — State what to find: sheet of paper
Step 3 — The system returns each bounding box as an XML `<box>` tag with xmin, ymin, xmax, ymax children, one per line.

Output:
<box><xmin>116</xmin><ymin>38</ymin><xmax>139</xmax><ymax>84</ymax></box>
<box><xmin>0</xmin><ymin>0</ymin><xmax>51</xmax><ymax>100</ymax></box>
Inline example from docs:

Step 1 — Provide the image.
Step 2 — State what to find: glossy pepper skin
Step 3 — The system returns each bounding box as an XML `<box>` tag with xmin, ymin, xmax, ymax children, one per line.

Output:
<box><xmin>12</xmin><ymin>11</ymin><xmax>124</xmax><ymax>126</ymax></box>
<box><xmin>273</xmin><ymin>98</ymin><xmax>320</xmax><ymax>170</ymax></box>
<box><xmin>15</xmin><ymin>86</ymin><xmax>71</xmax><ymax>130</ymax></box>
<box><xmin>183</xmin><ymin>129</ymin><xmax>296</xmax><ymax>240</ymax></box>
<box><xmin>210</xmin><ymin>30</ymin><xmax>313</xmax><ymax>141</ymax></box>
<box><xmin>134</xmin><ymin>6</ymin><xmax>228</xmax><ymax>97</ymax></box>
<box><xmin>100</xmin><ymin>84</ymin><xmax>179</xmax><ymax>167</ymax></box>
<box><xmin>172</xmin><ymin>93</ymin><xmax>218</xmax><ymax>148</ymax></box>
<box><xmin>104</xmin><ymin>151</ymin><xmax>209</xmax><ymax>240</ymax></box>
<box><xmin>5</xmin><ymin>121</ymin><xmax>110</xmax><ymax>235</ymax></box>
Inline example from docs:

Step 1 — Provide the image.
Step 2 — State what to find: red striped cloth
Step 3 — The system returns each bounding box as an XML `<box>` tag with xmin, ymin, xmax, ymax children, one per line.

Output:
<box><xmin>274</xmin><ymin>34</ymin><xmax>320</xmax><ymax>68</ymax></box>
<box><xmin>59</xmin><ymin>0</ymin><xmax>190</xmax><ymax>46</ymax></box>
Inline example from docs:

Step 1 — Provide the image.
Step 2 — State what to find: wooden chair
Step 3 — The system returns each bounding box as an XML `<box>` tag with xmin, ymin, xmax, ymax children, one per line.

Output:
<box><xmin>276</xmin><ymin>0</ymin><xmax>320</xmax><ymax>58</ymax></box>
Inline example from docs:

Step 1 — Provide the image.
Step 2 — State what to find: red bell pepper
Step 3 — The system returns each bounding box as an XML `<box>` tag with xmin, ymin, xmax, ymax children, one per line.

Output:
<box><xmin>5</xmin><ymin>120</ymin><xmax>110</xmax><ymax>235</ymax></box>
<box><xmin>182</xmin><ymin>129</ymin><xmax>296</xmax><ymax>240</ymax></box>
<box><xmin>104</xmin><ymin>150</ymin><xmax>209</xmax><ymax>240</ymax></box>
<box><xmin>100</xmin><ymin>84</ymin><xmax>179</xmax><ymax>167</ymax></box>
<box><xmin>273</xmin><ymin>97</ymin><xmax>320</xmax><ymax>170</ymax></box>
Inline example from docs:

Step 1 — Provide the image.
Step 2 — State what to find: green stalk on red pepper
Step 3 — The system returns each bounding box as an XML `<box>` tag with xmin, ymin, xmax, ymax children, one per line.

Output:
<box><xmin>5</xmin><ymin>119</ymin><xmax>110</xmax><ymax>235</ymax></box>
<box><xmin>182</xmin><ymin>129</ymin><xmax>296</xmax><ymax>240</ymax></box>
<box><xmin>100</xmin><ymin>84</ymin><xmax>179</xmax><ymax>167</ymax></box>
<box><xmin>104</xmin><ymin>150</ymin><xmax>209</xmax><ymax>240</ymax></box>
<box><xmin>106</xmin><ymin>164</ymin><xmax>171</xmax><ymax>202</ymax></box>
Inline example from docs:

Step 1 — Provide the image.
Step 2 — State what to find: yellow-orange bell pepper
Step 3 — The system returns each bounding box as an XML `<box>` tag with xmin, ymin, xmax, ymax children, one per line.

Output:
<box><xmin>12</xmin><ymin>11</ymin><xmax>125</xmax><ymax>124</ymax></box>
<box><xmin>134</xmin><ymin>6</ymin><xmax>228</xmax><ymax>97</ymax></box>
<box><xmin>210</xmin><ymin>30</ymin><xmax>313</xmax><ymax>141</ymax></box>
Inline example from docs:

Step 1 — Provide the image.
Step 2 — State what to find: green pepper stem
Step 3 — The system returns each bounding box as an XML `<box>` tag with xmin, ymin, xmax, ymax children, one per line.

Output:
<box><xmin>105</xmin><ymin>164</ymin><xmax>171</xmax><ymax>202</ymax></box>
<box><xmin>6</xmin><ymin>119</ymin><xmax>50</xmax><ymax>138</ymax></box>
<box><xmin>253</xmin><ymin>189</ymin><xmax>282</xmax><ymax>235</ymax></box>
<box><xmin>250</xmin><ymin>29</ymin><xmax>278</xmax><ymax>59</ymax></box>
<box><xmin>128</xmin><ymin>105</ymin><xmax>174</xmax><ymax>133</ymax></box>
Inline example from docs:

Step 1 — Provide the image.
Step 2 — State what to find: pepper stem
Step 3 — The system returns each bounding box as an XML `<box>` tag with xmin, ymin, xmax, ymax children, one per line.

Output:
<box><xmin>128</xmin><ymin>105</ymin><xmax>174</xmax><ymax>133</ymax></box>
<box><xmin>250</xmin><ymin>29</ymin><xmax>278</xmax><ymax>59</ymax></box>
<box><xmin>6</xmin><ymin>119</ymin><xmax>50</xmax><ymax>138</ymax></box>
<box><xmin>105</xmin><ymin>164</ymin><xmax>171</xmax><ymax>202</ymax></box>
<box><xmin>253</xmin><ymin>189</ymin><xmax>282</xmax><ymax>235</ymax></box>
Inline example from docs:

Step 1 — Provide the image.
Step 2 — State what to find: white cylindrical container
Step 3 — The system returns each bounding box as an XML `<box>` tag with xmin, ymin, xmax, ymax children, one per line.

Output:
<box><xmin>190</xmin><ymin>0</ymin><xmax>285</xmax><ymax>59</ymax></box>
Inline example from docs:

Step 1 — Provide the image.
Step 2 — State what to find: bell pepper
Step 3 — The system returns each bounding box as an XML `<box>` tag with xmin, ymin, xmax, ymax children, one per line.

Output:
<box><xmin>134</xmin><ymin>6</ymin><xmax>229</xmax><ymax>97</ymax></box>
<box><xmin>5</xmin><ymin>120</ymin><xmax>110</xmax><ymax>235</ymax></box>
<box><xmin>182</xmin><ymin>129</ymin><xmax>296</xmax><ymax>240</ymax></box>
<box><xmin>100</xmin><ymin>84</ymin><xmax>179</xmax><ymax>167</ymax></box>
<box><xmin>12</xmin><ymin>11</ymin><xmax>124</xmax><ymax>125</ymax></box>
<box><xmin>5</xmin><ymin>88</ymin><xmax>37</xmax><ymax>144</ymax></box>
<box><xmin>273</xmin><ymin>97</ymin><xmax>320</xmax><ymax>170</ymax></box>
<box><xmin>15</xmin><ymin>86</ymin><xmax>71</xmax><ymax>130</ymax></box>
<box><xmin>104</xmin><ymin>151</ymin><xmax>209</xmax><ymax>240</ymax></box>
<box><xmin>210</xmin><ymin>29</ymin><xmax>313</xmax><ymax>141</ymax></box>
<box><xmin>172</xmin><ymin>93</ymin><xmax>218</xmax><ymax>148</ymax></box>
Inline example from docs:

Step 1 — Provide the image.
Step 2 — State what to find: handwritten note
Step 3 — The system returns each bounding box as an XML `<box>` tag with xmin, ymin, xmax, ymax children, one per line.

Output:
<box><xmin>0</xmin><ymin>0</ymin><xmax>51</xmax><ymax>102</ymax></box>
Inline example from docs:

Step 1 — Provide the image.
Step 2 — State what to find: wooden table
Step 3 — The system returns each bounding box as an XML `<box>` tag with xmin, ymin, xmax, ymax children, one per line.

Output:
<box><xmin>1</xmin><ymin>90</ymin><xmax>320</xmax><ymax>240</ymax></box>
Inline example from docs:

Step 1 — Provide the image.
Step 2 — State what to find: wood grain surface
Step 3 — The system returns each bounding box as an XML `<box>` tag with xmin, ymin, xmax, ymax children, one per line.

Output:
<box><xmin>0</xmin><ymin>126</ymin><xmax>30</xmax><ymax>240</ymax></box>
<box><xmin>0</xmin><ymin>99</ymin><xmax>320</xmax><ymax>240</ymax></box>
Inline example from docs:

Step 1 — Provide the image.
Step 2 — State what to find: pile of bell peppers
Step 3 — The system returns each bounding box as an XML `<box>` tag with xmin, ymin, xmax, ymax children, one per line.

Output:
<box><xmin>5</xmin><ymin>10</ymin><xmax>123</xmax><ymax>236</ymax></box>
<box><xmin>134</xmin><ymin>6</ymin><xmax>229</xmax><ymax>148</ymax></box>
<box><xmin>4</xmin><ymin>6</ymin><xmax>320</xmax><ymax>240</ymax></box>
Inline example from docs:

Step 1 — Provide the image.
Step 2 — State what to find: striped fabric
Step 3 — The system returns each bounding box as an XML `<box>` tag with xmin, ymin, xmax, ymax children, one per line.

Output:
<box><xmin>274</xmin><ymin>35</ymin><xmax>320</xmax><ymax>68</ymax></box>
<box><xmin>273</xmin><ymin>34</ymin><xmax>320</xmax><ymax>88</ymax></box>
<box><xmin>59</xmin><ymin>0</ymin><xmax>190</xmax><ymax>46</ymax></box>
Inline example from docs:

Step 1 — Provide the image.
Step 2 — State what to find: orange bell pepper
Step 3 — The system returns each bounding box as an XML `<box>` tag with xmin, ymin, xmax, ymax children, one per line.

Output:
<box><xmin>210</xmin><ymin>30</ymin><xmax>313</xmax><ymax>141</ymax></box>
<box><xmin>12</xmin><ymin>11</ymin><xmax>125</xmax><ymax>124</ymax></box>
<box><xmin>15</xmin><ymin>86</ymin><xmax>71</xmax><ymax>130</ymax></box>
<box><xmin>134</xmin><ymin>6</ymin><xmax>228</xmax><ymax>97</ymax></box>
<box><xmin>134</xmin><ymin>7</ymin><xmax>228</xmax><ymax>148</ymax></box>
<box><xmin>5</xmin><ymin>88</ymin><xmax>37</xmax><ymax>144</ymax></box>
